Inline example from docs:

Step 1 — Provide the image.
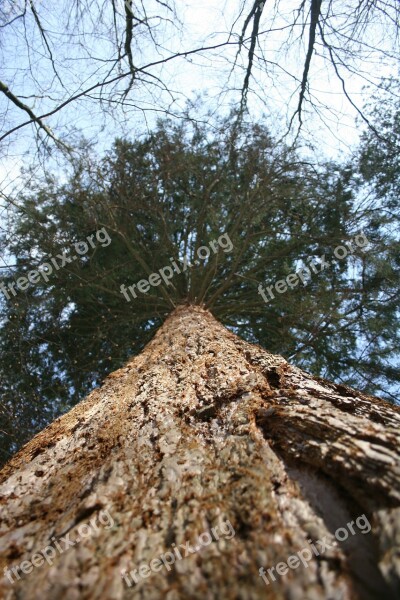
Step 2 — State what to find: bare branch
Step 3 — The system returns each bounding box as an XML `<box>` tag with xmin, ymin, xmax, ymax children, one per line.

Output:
<box><xmin>289</xmin><ymin>0</ymin><xmax>322</xmax><ymax>132</ymax></box>
<box><xmin>0</xmin><ymin>80</ymin><xmax>71</xmax><ymax>150</ymax></box>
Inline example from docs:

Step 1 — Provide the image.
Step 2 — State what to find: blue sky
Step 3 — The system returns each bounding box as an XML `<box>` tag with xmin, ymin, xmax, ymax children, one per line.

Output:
<box><xmin>0</xmin><ymin>0</ymin><xmax>399</xmax><ymax>199</ymax></box>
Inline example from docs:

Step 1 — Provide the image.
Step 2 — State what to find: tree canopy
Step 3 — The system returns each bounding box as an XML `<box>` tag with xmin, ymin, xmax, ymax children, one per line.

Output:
<box><xmin>0</xmin><ymin>112</ymin><xmax>399</xmax><ymax>464</ymax></box>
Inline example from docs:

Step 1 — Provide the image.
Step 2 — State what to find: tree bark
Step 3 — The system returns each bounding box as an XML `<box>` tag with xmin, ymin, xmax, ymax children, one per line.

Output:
<box><xmin>0</xmin><ymin>304</ymin><xmax>399</xmax><ymax>599</ymax></box>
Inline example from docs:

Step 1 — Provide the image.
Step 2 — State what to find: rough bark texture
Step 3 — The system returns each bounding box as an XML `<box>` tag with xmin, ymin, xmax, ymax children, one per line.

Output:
<box><xmin>0</xmin><ymin>305</ymin><xmax>399</xmax><ymax>600</ymax></box>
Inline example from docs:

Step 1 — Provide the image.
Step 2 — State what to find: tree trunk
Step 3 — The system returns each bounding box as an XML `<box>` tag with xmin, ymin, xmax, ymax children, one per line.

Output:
<box><xmin>0</xmin><ymin>305</ymin><xmax>399</xmax><ymax>600</ymax></box>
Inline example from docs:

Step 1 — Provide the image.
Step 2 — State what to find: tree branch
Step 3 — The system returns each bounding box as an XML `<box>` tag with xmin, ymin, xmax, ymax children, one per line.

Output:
<box><xmin>289</xmin><ymin>0</ymin><xmax>322</xmax><ymax>132</ymax></box>
<box><xmin>0</xmin><ymin>79</ymin><xmax>70</xmax><ymax>150</ymax></box>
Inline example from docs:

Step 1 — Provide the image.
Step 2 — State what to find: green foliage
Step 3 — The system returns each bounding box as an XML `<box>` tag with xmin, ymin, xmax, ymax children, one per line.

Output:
<box><xmin>0</xmin><ymin>114</ymin><xmax>399</xmax><ymax>464</ymax></box>
<box><xmin>358</xmin><ymin>78</ymin><xmax>400</xmax><ymax>211</ymax></box>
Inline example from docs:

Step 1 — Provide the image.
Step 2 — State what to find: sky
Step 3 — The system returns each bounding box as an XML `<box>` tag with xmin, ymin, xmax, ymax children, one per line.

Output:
<box><xmin>0</xmin><ymin>0</ymin><xmax>399</xmax><ymax>200</ymax></box>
